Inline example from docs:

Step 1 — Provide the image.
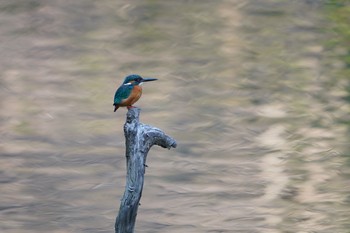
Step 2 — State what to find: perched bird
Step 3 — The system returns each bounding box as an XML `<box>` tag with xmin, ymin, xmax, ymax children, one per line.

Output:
<box><xmin>113</xmin><ymin>74</ymin><xmax>157</xmax><ymax>112</ymax></box>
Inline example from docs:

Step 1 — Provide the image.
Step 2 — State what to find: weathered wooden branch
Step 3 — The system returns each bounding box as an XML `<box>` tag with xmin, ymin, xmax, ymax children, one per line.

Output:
<box><xmin>115</xmin><ymin>107</ymin><xmax>177</xmax><ymax>233</ymax></box>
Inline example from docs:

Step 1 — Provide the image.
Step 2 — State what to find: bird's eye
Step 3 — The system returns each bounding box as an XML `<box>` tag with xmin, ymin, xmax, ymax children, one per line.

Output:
<box><xmin>136</xmin><ymin>78</ymin><xmax>142</xmax><ymax>82</ymax></box>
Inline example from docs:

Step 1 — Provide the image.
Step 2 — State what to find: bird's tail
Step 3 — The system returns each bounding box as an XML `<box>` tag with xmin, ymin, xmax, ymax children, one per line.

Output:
<box><xmin>113</xmin><ymin>104</ymin><xmax>119</xmax><ymax>112</ymax></box>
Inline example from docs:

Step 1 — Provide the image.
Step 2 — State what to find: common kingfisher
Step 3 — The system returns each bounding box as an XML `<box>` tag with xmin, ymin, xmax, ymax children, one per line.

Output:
<box><xmin>113</xmin><ymin>74</ymin><xmax>157</xmax><ymax>112</ymax></box>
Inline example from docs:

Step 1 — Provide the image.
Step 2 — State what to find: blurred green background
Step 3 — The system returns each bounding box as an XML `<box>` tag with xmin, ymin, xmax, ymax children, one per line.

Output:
<box><xmin>1</xmin><ymin>0</ymin><xmax>350</xmax><ymax>232</ymax></box>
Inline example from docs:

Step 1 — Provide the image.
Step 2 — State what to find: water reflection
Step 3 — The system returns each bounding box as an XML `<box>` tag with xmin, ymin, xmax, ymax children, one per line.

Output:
<box><xmin>1</xmin><ymin>0</ymin><xmax>349</xmax><ymax>232</ymax></box>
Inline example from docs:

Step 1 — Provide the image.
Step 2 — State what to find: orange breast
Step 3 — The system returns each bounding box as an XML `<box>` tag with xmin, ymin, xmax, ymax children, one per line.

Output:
<box><xmin>120</xmin><ymin>85</ymin><xmax>142</xmax><ymax>106</ymax></box>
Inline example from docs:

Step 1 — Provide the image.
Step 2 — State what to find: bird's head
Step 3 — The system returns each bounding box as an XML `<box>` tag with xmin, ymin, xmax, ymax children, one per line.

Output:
<box><xmin>123</xmin><ymin>74</ymin><xmax>157</xmax><ymax>86</ymax></box>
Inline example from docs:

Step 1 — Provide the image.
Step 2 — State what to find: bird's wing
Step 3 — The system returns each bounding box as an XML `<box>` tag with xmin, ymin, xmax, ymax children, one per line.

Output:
<box><xmin>114</xmin><ymin>85</ymin><xmax>132</xmax><ymax>104</ymax></box>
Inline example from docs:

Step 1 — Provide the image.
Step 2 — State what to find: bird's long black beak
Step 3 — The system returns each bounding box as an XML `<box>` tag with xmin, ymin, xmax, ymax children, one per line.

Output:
<box><xmin>142</xmin><ymin>78</ymin><xmax>157</xmax><ymax>82</ymax></box>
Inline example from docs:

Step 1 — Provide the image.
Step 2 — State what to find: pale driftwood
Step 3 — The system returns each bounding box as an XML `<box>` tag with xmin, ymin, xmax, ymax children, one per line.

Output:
<box><xmin>115</xmin><ymin>107</ymin><xmax>177</xmax><ymax>233</ymax></box>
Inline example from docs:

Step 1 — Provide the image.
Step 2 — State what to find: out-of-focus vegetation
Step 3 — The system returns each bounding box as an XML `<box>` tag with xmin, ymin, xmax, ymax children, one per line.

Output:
<box><xmin>325</xmin><ymin>0</ymin><xmax>350</xmax><ymax>95</ymax></box>
<box><xmin>325</xmin><ymin>0</ymin><xmax>350</xmax><ymax>157</ymax></box>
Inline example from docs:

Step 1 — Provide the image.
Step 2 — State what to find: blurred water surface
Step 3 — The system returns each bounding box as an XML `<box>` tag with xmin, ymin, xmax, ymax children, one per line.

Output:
<box><xmin>1</xmin><ymin>0</ymin><xmax>350</xmax><ymax>232</ymax></box>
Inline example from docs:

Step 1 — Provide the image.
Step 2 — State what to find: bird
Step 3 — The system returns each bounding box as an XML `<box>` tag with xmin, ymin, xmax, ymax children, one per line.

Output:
<box><xmin>113</xmin><ymin>74</ymin><xmax>157</xmax><ymax>112</ymax></box>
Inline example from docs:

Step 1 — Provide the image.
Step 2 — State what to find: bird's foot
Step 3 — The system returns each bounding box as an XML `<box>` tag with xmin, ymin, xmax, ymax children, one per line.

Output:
<box><xmin>127</xmin><ymin>106</ymin><xmax>136</xmax><ymax>109</ymax></box>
